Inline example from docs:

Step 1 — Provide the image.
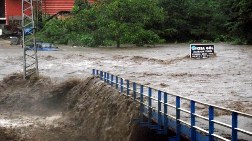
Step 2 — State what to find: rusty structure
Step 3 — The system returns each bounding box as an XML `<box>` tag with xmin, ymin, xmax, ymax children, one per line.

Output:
<box><xmin>22</xmin><ymin>0</ymin><xmax>39</xmax><ymax>79</ymax></box>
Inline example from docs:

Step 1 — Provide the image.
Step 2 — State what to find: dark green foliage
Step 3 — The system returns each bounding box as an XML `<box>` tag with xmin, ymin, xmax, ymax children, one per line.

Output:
<box><xmin>222</xmin><ymin>0</ymin><xmax>252</xmax><ymax>44</ymax></box>
<box><xmin>159</xmin><ymin>0</ymin><xmax>229</xmax><ymax>42</ymax></box>
<box><xmin>38</xmin><ymin>0</ymin><xmax>252</xmax><ymax>46</ymax></box>
<box><xmin>73</xmin><ymin>0</ymin><xmax>91</xmax><ymax>13</ymax></box>
<box><xmin>96</xmin><ymin>0</ymin><xmax>164</xmax><ymax>47</ymax></box>
<box><xmin>159</xmin><ymin>0</ymin><xmax>190</xmax><ymax>42</ymax></box>
<box><xmin>39</xmin><ymin>0</ymin><xmax>163</xmax><ymax>47</ymax></box>
<box><xmin>37</xmin><ymin>19</ymin><xmax>69</xmax><ymax>44</ymax></box>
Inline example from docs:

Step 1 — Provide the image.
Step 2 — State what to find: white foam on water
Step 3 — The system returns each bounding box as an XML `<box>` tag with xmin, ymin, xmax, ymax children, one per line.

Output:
<box><xmin>0</xmin><ymin>113</ymin><xmax>62</xmax><ymax>128</ymax></box>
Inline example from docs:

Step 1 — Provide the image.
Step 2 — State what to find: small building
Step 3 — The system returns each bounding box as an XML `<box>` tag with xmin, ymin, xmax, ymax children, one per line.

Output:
<box><xmin>0</xmin><ymin>0</ymin><xmax>94</xmax><ymax>28</ymax></box>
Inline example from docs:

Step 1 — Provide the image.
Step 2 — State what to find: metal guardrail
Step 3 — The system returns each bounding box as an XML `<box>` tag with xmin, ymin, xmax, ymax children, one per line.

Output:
<box><xmin>92</xmin><ymin>69</ymin><xmax>252</xmax><ymax>141</ymax></box>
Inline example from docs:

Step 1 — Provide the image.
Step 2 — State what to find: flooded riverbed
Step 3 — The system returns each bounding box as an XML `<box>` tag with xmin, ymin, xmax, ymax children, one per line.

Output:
<box><xmin>0</xmin><ymin>39</ymin><xmax>252</xmax><ymax>140</ymax></box>
<box><xmin>1</xmin><ymin>40</ymin><xmax>251</xmax><ymax>112</ymax></box>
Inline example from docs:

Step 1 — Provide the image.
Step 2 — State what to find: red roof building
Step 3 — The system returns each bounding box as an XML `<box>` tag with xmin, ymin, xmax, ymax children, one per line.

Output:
<box><xmin>0</xmin><ymin>0</ymin><xmax>94</xmax><ymax>26</ymax></box>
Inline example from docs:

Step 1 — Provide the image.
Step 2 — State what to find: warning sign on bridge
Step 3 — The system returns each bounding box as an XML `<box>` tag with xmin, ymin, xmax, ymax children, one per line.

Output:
<box><xmin>190</xmin><ymin>44</ymin><xmax>214</xmax><ymax>58</ymax></box>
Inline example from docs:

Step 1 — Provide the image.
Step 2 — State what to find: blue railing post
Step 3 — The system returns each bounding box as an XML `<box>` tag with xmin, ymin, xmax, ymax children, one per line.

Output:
<box><xmin>107</xmin><ymin>73</ymin><xmax>110</xmax><ymax>84</ymax></box>
<box><xmin>164</xmin><ymin>92</ymin><xmax>168</xmax><ymax>134</ymax></box>
<box><xmin>148</xmin><ymin>87</ymin><xmax>152</xmax><ymax>126</ymax></box>
<box><xmin>176</xmin><ymin>96</ymin><xmax>181</xmax><ymax>141</ymax></box>
<box><xmin>92</xmin><ymin>69</ymin><xmax>95</xmax><ymax>75</ymax></box>
<box><xmin>116</xmin><ymin>76</ymin><xmax>119</xmax><ymax>89</ymax></box>
<box><xmin>232</xmin><ymin>112</ymin><xmax>238</xmax><ymax>141</ymax></box>
<box><xmin>96</xmin><ymin>70</ymin><xmax>99</xmax><ymax>75</ymax></box>
<box><xmin>140</xmin><ymin>85</ymin><xmax>144</xmax><ymax>122</ymax></box>
<box><xmin>190</xmin><ymin>100</ymin><xmax>196</xmax><ymax>141</ymax></box>
<box><xmin>100</xmin><ymin>71</ymin><xmax>103</xmax><ymax>80</ymax></box>
<box><xmin>158</xmin><ymin>90</ymin><xmax>162</xmax><ymax>130</ymax></box>
<box><xmin>111</xmin><ymin>75</ymin><xmax>114</xmax><ymax>86</ymax></box>
<box><xmin>126</xmin><ymin>80</ymin><xmax>130</xmax><ymax>96</ymax></box>
<box><xmin>104</xmin><ymin>72</ymin><xmax>107</xmax><ymax>82</ymax></box>
<box><xmin>209</xmin><ymin>106</ymin><xmax>214</xmax><ymax>141</ymax></box>
<box><xmin>133</xmin><ymin>82</ymin><xmax>136</xmax><ymax>101</ymax></box>
<box><xmin>120</xmin><ymin>78</ymin><xmax>123</xmax><ymax>93</ymax></box>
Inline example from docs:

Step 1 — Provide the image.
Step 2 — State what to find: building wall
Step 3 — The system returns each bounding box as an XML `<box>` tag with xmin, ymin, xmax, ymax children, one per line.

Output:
<box><xmin>43</xmin><ymin>0</ymin><xmax>74</xmax><ymax>15</ymax></box>
<box><xmin>43</xmin><ymin>0</ymin><xmax>95</xmax><ymax>15</ymax></box>
<box><xmin>4</xmin><ymin>0</ymin><xmax>95</xmax><ymax>25</ymax></box>
<box><xmin>5</xmin><ymin>0</ymin><xmax>22</xmax><ymax>24</ymax></box>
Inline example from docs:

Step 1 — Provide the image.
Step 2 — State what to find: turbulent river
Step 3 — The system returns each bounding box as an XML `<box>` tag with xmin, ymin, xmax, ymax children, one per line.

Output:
<box><xmin>0</xmin><ymin>39</ymin><xmax>251</xmax><ymax>140</ymax></box>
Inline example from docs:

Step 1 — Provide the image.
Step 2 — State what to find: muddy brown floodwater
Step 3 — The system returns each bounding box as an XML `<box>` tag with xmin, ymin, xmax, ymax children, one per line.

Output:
<box><xmin>0</xmin><ymin>39</ymin><xmax>252</xmax><ymax>140</ymax></box>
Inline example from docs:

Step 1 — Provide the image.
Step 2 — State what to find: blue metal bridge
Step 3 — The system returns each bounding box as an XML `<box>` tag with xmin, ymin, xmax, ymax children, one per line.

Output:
<box><xmin>92</xmin><ymin>69</ymin><xmax>252</xmax><ymax>141</ymax></box>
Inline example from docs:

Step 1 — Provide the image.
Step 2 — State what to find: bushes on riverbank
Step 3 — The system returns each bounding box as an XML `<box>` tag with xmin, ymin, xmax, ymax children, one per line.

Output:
<box><xmin>37</xmin><ymin>0</ymin><xmax>252</xmax><ymax>46</ymax></box>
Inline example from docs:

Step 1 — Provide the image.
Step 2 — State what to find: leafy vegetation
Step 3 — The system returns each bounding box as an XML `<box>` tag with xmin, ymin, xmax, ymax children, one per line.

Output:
<box><xmin>96</xmin><ymin>0</ymin><xmax>164</xmax><ymax>47</ymax></box>
<box><xmin>37</xmin><ymin>0</ymin><xmax>252</xmax><ymax>46</ymax></box>
<box><xmin>221</xmin><ymin>0</ymin><xmax>252</xmax><ymax>44</ymax></box>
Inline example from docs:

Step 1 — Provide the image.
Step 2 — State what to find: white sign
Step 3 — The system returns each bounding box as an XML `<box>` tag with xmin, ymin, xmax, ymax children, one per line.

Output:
<box><xmin>190</xmin><ymin>44</ymin><xmax>214</xmax><ymax>58</ymax></box>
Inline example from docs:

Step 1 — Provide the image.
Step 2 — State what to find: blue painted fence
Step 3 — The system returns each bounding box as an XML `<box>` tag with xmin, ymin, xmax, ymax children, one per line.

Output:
<box><xmin>92</xmin><ymin>69</ymin><xmax>252</xmax><ymax>141</ymax></box>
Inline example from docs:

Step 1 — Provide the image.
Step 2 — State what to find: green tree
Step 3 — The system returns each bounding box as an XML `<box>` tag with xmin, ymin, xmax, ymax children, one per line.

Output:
<box><xmin>187</xmin><ymin>0</ymin><xmax>227</xmax><ymax>40</ymax></box>
<box><xmin>39</xmin><ymin>0</ymin><xmax>252</xmax><ymax>45</ymax></box>
<box><xmin>37</xmin><ymin>19</ymin><xmax>69</xmax><ymax>44</ymax></box>
<box><xmin>73</xmin><ymin>0</ymin><xmax>91</xmax><ymax>13</ymax></box>
<box><xmin>159</xmin><ymin>0</ymin><xmax>190</xmax><ymax>42</ymax></box>
<box><xmin>66</xmin><ymin>4</ymin><xmax>98</xmax><ymax>46</ymax></box>
<box><xmin>95</xmin><ymin>0</ymin><xmax>164</xmax><ymax>47</ymax></box>
<box><xmin>159</xmin><ymin>0</ymin><xmax>228</xmax><ymax>42</ymax></box>
<box><xmin>223</xmin><ymin>0</ymin><xmax>252</xmax><ymax>44</ymax></box>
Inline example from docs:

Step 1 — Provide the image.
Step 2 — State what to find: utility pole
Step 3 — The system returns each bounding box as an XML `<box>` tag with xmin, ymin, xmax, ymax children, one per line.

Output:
<box><xmin>22</xmin><ymin>0</ymin><xmax>39</xmax><ymax>79</ymax></box>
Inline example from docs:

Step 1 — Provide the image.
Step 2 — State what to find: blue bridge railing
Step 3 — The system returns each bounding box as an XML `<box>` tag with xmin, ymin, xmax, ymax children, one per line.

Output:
<box><xmin>92</xmin><ymin>69</ymin><xmax>252</xmax><ymax>141</ymax></box>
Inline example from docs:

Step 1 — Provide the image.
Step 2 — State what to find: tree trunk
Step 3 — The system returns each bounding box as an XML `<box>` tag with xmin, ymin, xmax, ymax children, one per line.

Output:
<box><xmin>116</xmin><ymin>38</ymin><xmax>120</xmax><ymax>48</ymax></box>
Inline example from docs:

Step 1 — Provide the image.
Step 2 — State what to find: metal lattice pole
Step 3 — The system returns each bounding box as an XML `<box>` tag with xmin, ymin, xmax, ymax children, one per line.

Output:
<box><xmin>35</xmin><ymin>0</ymin><xmax>43</xmax><ymax>31</ymax></box>
<box><xmin>22</xmin><ymin>0</ymin><xmax>39</xmax><ymax>79</ymax></box>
